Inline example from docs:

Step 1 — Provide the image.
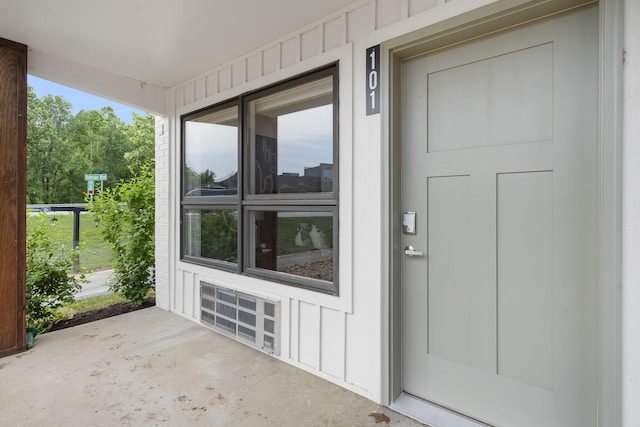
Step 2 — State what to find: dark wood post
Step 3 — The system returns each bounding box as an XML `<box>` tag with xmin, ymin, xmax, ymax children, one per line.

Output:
<box><xmin>0</xmin><ymin>37</ymin><xmax>27</xmax><ymax>357</ymax></box>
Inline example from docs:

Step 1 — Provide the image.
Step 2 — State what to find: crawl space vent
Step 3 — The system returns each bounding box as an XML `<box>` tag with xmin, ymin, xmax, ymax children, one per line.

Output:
<box><xmin>200</xmin><ymin>281</ymin><xmax>280</xmax><ymax>355</ymax></box>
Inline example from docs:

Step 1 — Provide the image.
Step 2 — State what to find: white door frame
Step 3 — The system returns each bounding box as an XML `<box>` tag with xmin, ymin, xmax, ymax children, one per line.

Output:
<box><xmin>381</xmin><ymin>0</ymin><xmax>623</xmax><ymax>424</ymax></box>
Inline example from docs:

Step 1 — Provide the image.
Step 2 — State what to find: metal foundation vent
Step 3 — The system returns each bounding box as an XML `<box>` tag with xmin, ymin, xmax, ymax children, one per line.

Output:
<box><xmin>200</xmin><ymin>281</ymin><xmax>280</xmax><ymax>355</ymax></box>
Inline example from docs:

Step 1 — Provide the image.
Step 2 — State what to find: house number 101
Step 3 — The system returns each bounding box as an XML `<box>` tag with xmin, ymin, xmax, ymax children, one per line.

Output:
<box><xmin>366</xmin><ymin>45</ymin><xmax>380</xmax><ymax>115</ymax></box>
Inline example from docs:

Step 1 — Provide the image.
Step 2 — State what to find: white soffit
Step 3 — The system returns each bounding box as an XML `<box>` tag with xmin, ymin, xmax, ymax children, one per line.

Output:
<box><xmin>0</xmin><ymin>0</ymin><xmax>356</xmax><ymax>111</ymax></box>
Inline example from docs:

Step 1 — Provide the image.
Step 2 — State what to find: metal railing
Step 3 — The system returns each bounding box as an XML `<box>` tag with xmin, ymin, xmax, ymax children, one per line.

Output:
<box><xmin>27</xmin><ymin>203</ymin><xmax>88</xmax><ymax>252</ymax></box>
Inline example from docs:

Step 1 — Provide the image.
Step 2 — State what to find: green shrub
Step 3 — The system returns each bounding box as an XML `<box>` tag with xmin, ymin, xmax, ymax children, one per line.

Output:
<box><xmin>26</xmin><ymin>214</ymin><xmax>84</xmax><ymax>332</ymax></box>
<box><xmin>89</xmin><ymin>164</ymin><xmax>155</xmax><ymax>305</ymax></box>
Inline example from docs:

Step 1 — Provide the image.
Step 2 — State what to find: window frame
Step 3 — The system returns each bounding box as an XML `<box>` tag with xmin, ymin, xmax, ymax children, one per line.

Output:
<box><xmin>180</xmin><ymin>64</ymin><xmax>339</xmax><ymax>295</ymax></box>
<box><xmin>181</xmin><ymin>99</ymin><xmax>241</xmax><ymax>272</ymax></box>
<box><xmin>243</xmin><ymin>205</ymin><xmax>339</xmax><ymax>295</ymax></box>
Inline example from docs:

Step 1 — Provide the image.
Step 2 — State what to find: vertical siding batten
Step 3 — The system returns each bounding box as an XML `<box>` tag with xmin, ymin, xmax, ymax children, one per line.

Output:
<box><xmin>184</xmin><ymin>81</ymin><xmax>194</xmax><ymax>105</ymax></box>
<box><xmin>324</xmin><ymin>15</ymin><xmax>345</xmax><ymax>52</ymax></box>
<box><xmin>219</xmin><ymin>66</ymin><xmax>231</xmax><ymax>92</ymax></box>
<box><xmin>263</xmin><ymin>45</ymin><xmax>280</xmax><ymax>75</ymax></box>
<box><xmin>409</xmin><ymin>0</ymin><xmax>440</xmax><ymax>16</ymax></box>
<box><xmin>281</xmin><ymin>35</ymin><xmax>300</xmax><ymax>68</ymax></box>
<box><xmin>320</xmin><ymin>306</ymin><xmax>347</xmax><ymax>380</ymax></box>
<box><xmin>300</xmin><ymin>26</ymin><xmax>321</xmax><ymax>61</ymax></box>
<box><xmin>180</xmin><ymin>270</ymin><xmax>189</xmax><ymax>315</ymax></box>
<box><xmin>188</xmin><ymin>270</ymin><xmax>197</xmax><ymax>319</ymax></box>
<box><xmin>401</xmin><ymin>0</ymin><xmax>411</xmax><ymax>19</ymax></box>
<box><xmin>195</xmin><ymin>78</ymin><xmax>205</xmax><ymax>102</ymax></box>
<box><xmin>278</xmin><ymin>295</ymin><xmax>292</xmax><ymax>360</ymax></box>
<box><xmin>290</xmin><ymin>298</ymin><xmax>300</xmax><ymax>362</ymax></box>
<box><xmin>247</xmin><ymin>52</ymin><xmax>262</xmax><ymax>82</ymax></box>
<box><xmin>298</xmin><ymin>301</ymin><xmax>321</xmax><ymax>370</ymax></box>
<box><xmin>174</xmin><ymin>87</ymin><xmax>183</xmax><ymax>109</ymax></box>
<box><xmin>231</xmin><ymin>59</ymin><xmax>246</xmax><ymax>87</ymax></box>
<box><xmin>206</xmin><ymin>72</ymin><xmax>217</xmax><ymax>97</ymax></box>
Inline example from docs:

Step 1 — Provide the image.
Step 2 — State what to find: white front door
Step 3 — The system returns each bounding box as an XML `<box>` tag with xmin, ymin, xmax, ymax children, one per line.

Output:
<box><xmin>400</xmin><ymin>6</ymin><xmax>599</xmax><ymax>426</ymax></box>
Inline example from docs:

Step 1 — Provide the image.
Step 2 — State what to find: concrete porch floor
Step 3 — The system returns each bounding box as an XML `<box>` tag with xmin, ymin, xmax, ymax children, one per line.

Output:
<box><xmin>0</xmin><ymin>307</ymin><xmax>425</xmax><ymax>427</ymax></box>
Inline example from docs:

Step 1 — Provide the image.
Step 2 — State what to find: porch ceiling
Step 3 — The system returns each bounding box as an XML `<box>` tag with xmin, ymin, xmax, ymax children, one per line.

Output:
<box><xmin>0</xmin><ymin>0</ymin><xmax>356</xmax><ymax>113</ymax></box>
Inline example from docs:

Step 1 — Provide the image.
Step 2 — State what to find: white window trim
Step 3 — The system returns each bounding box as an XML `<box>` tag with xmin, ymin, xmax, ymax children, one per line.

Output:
<box><xmin>172</xmin><ymin>45</ymin><xmax>354</xmax><ymax>314</ymax></box>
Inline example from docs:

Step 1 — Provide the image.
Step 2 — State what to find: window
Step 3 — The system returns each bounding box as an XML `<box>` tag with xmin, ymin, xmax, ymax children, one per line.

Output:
<box><xmin>182</xmin><ymin>66</ymin><xmax>338</xmax><ymax>295</ymax></box>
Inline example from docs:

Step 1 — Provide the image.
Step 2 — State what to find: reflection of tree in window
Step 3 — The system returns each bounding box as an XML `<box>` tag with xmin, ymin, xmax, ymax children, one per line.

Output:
<box><xmin>201</xmin><ymin>210</ymin><xmax>238</xmax><ymax>262</ymax></box>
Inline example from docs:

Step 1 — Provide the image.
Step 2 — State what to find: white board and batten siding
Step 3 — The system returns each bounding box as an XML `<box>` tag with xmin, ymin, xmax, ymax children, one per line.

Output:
<box><xmin>156</xmin><ymin>0</ymin><xmax>611</xmax><ymax>405</ymax></box>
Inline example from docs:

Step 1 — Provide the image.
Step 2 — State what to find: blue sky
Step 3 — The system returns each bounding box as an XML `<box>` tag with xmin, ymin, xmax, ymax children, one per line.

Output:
<box><xmin>28</xmin><ymin>75</ymin><xmax>144</xmax><ymax>124</ymax></box>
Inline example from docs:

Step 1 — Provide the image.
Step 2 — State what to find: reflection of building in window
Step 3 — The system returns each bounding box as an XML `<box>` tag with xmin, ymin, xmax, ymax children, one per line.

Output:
<box><xmin>304</xmin><ymin>163</ymin><xmax>333</xmax><ymax>192</ymax></box>
<box><xmin>277</xmin><ymin>163</ymin><xmax>333</xmax><ymax>193</ymax></box>
<box><xmin>217</xmin><ymin>172</ymin><xmax>238</xmax><ymax>189</ymax></box>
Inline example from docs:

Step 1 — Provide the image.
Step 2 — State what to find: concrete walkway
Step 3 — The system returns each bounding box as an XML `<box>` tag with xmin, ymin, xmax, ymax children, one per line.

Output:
<box><xmin>0</xmin><ymin>308</ymin><xmax>426</xmax><ymax>427</ymax></box>
<box><xmin>76</xmin><ymin>269</ymin><xmax>113</xmax><ymax>300</ymax></box>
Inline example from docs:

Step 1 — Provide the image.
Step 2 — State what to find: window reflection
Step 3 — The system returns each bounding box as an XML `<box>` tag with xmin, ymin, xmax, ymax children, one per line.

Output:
<box><xmin>184</xmin><ymin>209</ymin><xmax>238</xmax><ymax>264</ymax></box>
<box><xmin>250</xmin><ymin>211</ymin><xmax>334</xmax><ymax>282</ymax></box>
<box><xmin>184</xmin><ymin>106</ymin><xmax>238</xmax><ymax>196</ymax></box>
<box><xmin>249</xmin><ymin>77</ymin><xmax>334</xmax><ymax>195</ymax></box>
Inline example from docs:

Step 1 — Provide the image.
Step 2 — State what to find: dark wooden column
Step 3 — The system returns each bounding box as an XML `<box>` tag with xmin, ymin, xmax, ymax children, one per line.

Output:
<box><xmin>0</xmin><ymin>37</ymin><xmax>27</xmax><ymax>357</ymax></box>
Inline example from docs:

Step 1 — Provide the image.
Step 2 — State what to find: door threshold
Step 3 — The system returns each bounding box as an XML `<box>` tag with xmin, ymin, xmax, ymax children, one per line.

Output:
<box><xmin>390</xmin><ymin>393</ymin><xmax>492</xmax><ymax>427</ymax></box>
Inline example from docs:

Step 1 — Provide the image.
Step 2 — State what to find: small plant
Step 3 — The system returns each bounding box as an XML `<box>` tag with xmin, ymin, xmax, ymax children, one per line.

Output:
<box><xmin>89</xmin><ymin>164</ymin><xmax>155</xmax><ymax>305</ymax></box>
<box><xmin>26</xmin><ymin>214</ymin><xmax>84</xmax><ymax>332</ymax></box>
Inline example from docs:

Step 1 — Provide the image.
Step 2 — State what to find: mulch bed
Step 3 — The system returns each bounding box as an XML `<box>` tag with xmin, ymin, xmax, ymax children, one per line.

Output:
<box><xmin>48</xmin><ymin>297</ymin><xmax>156</xmax><ymax>333</ymax></box>
<box><xmin>279</xmin><ymin>259</ymin><xmax>333</xmax><ymax>282</ymax></box>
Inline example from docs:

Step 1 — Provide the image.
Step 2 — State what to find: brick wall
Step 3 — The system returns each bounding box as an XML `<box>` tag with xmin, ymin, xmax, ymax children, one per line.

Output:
<box><xmin>154</xmin><ymin>116</ymin><xmax>170</xmax><ymax>310</ymax></box>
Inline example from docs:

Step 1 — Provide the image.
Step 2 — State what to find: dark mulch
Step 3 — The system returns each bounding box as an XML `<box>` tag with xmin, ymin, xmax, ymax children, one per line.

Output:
<box><xmin>279</xmin><ymin>259</ymin><xmax>333</xmax><ymax>282</ymax></box>
<box><xmin>48</xmin><ymin>297</ymin><xmax>156</xmax><ymax>333</ymax></box>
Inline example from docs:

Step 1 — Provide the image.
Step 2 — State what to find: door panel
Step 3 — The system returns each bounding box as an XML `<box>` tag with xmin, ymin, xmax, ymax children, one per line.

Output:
<box><xmin>401</xmin><ymin>6</ymin><xmax>598</xmax><ymax>426</ymax></box>
<box><xmin>428</xmin><ymin>43</ymin><xmax>554</xmax><ymax>152</ymax></box>
<box><xmin>427</xmin><ymin>175</ymin><xmax>471</xmax><ymax>367</ymax></box>
<box><xmin>497</xmin><ymin>171</ymin><xmax>553</xmax><ymax>391</ymax></box>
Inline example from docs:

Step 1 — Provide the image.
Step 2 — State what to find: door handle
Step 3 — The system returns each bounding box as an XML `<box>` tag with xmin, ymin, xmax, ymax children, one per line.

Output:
<box><xmin>404</xmin><ymin>245</ymin><xmax>424</xmax><ymax>258</ymax></box>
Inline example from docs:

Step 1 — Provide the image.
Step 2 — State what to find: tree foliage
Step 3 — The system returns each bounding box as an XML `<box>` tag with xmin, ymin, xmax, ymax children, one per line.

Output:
<box><xmin>89</xmin><ymin>165</ymin><xmax>155</xmax><ymax>305</ymax></box>
<box><xmin>198</xmin><ymin>211</ymin><xmax>238</xmax><ymax>262</ymax></box>
<box><xmin>124</xmin><ymin>113</ymin><xmax>156</xmax><ymax>173</ymax></box>
<box><xmin>26</xmin><ymin>86</ymin><xmax>155</xmax><ymax>204</ymax></box>
<box><xmin>26</xmin><ymin>87</ymin><xmax>73</xmax><ymax>203</ymax></box>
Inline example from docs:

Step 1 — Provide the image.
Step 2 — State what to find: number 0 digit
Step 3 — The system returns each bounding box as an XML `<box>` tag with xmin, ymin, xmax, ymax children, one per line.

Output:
<box><xmin>369</xmin><ymin>70</ymin><xmax>377</xmax><ymax>91</ymax></box>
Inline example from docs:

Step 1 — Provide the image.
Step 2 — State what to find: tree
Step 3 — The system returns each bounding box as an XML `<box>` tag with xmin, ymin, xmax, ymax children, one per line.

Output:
<box><xmin>89</xmin><ymin>165</ymin><xmax>155</xmax><ymax>305</ymax></box>
<box><xmin>26</xmin><ymin>87</ymin><xmax>74</xmax><ymax>203</ymax></box>
<box><xmin>67</xmin><ymin>107</ymin><xmax>134</xmax><ymax>194</ymax></box>
<box><xmin>124</xmin><ymin>112</ymin><xmax>156</xmax><ymax>173</ymax></box>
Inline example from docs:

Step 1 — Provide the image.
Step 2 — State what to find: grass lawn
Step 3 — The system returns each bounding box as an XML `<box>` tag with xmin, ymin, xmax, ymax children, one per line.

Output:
<box><xmin>57</xmin><ymin>293</ymin><xmax>128</xmax><ymax>319</ymax></box>
<box><xmin>27</xmin><ymin>212</ymin><xmax>114</xmax><ymax>272</ymax></box>
<box><xmin>277</xmin><ymin>215</ymin><xmax>333</xmax><ymax>255</ymax></box>
<box><xmin>56</xmin><ymin>289</ymin><xmax>156</xmax><ymax>321</ymax></box>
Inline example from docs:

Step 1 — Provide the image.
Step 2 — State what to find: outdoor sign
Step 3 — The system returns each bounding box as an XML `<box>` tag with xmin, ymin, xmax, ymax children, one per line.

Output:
<box><xmin>84</xmin><ymin>173</ymin><xmax>107</xmax><ymax>181</ymax></box>
<box><xmin>87</xmin><ymin>180</ymin><xmax>95</xmax><ymax>196</ymax></box>
<box><xmin>366</xmin><ymin>44</ymin><xmax>380</xmax><ymax>115</ymax></box>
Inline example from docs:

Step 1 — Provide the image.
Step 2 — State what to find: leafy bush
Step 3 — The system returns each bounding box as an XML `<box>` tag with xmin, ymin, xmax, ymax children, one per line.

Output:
<box><xmin>200</xmin><ymin>210</ymin><xmax>238</xmax><ymax>262</ymax></box>
<box><xmin>26</xmin><ymin>214</ymin><xmax>83</xmax><ymax>332</ymax></box>
<box><xmin>89</xmin><ymin>164</ymin><xmax>155</xmax><ymax>305</ymax></box>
